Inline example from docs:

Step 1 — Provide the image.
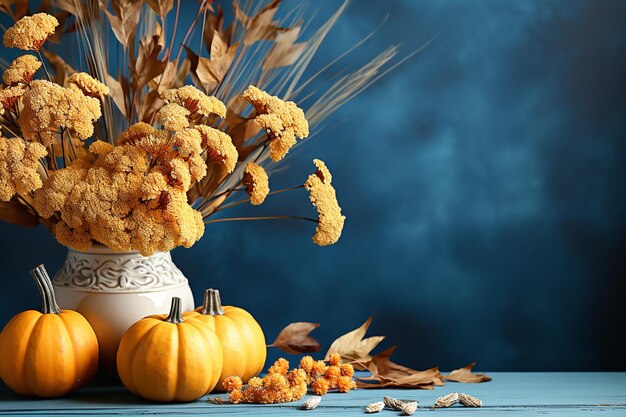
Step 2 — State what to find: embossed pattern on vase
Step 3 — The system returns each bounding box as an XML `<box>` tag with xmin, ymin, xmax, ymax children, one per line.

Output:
<box><xmin>54</xmin><ymin>249</ymin><xmax>187</xmax><ymax>292</ymax></box>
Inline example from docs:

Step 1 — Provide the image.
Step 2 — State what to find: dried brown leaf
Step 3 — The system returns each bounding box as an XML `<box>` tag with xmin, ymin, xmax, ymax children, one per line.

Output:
<box><xmin>145</xmin><ymin>0</ymin><xmax>173</xmax><ymax>18</ymax></box>
<box><xmin>233</xmin><ymin>0</ymin><xmax>283</xmax><ymax>45</ymax></box>
<box><xmin>0</xmin><ymin>0</ymin><xmax>28</xmax><ymax>19</ymax></box>
<box><xmin>194</xmin><ymin>32</ymin><xmax>238</xmax><ymax>93</ymax></box>
<box><xmin>268</xmin><ymin>322</ymin><xmax>320</xmax><ymax>354</ymax></box>
<box><xmin>324</xmin><ymin>317</ymin><xmax>385</xmax><ymax>366</ymax></box>
<box><xmin>263</xmin><ymin>26</ymin><xmax>307</xmax><ymax>70</ymax></box>
<box><xmin>443</xmin><ymin>363</ymin><xmax>492</xmax><ymax>383</ymax></box>
<box><xmin>201</xmin><ymin>4</ymin><xmax>225</xmax><ymax>54</ymax></box>
<box><xmin>134</xmin><ymin>33</ymin><xmax>168</xmax><ymax>90</ymax></box>
<box><xmin>0</xmin><ymin>201</ymin><xmax>39</xmax><ymax>227</ymax></box>
<box><xmin>54</xmin><ymin>0</ymin><xmax>79</xmax><ymax>15</ymax></box>
<box><xmin>105</xmin><ymin>74</ymin><xmax>127</xmax><ymax>117</ymax></box>
<box><xmin>355</xmin><ymin>346</ymin><xmax>443</xmax><ymax>390</ymax></box>
<box><xmin>98</xmin><ymin>0</ymin><xmax>142</xmax><ymax>50</ymax></box>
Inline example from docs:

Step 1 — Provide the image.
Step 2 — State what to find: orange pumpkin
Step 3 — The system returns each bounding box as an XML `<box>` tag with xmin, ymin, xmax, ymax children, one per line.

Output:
<box><xmin>184</xmin><ymin>289</ymin><xmax>266</xmax><ymax>390</ymax></box>
<box><xmin>0</xmin><ymin>264</ymin><xmax>99</xmax><ymax>398</ymax></box>
<box><xmin>117</xmin><ymin>297</ymin><xmax>224</xmax><ymax>402</ymax></box>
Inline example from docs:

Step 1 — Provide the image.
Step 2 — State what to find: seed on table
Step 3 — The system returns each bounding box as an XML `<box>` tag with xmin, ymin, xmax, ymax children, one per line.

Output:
<box><xmin>400</xmin><ymin>401</ymin><xmax>418</xmax><ymax>415</ymax></box>
<box><xmin>459</xmin><ymin>393</ymin><xmax>482</xmax><ymax>407</ymax></box>
<box><xmin>384</xmin><ymin>396</ymin><xmax>406</xmax><ymax>411</ymax></box>
<box><xmin>300</xmin><ymin>396</ymin><xmax>321</xmax><ymax>410</ymax></box>
<box><xmin>434</xmin><ymin>392</ymin><xmax>460</xmax><ymax>408</ymax></box>
<box><xmin>364</xmin><ymin>401</ymin><xmax>385</xmax><ymax>413</ymax></box>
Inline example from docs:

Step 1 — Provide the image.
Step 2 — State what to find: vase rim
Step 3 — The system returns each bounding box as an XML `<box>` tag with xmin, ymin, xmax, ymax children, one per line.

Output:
<box><xmin>67</xmin><ymin>243</ymin><xmax>168</xmax><ymax>257</ymax></box>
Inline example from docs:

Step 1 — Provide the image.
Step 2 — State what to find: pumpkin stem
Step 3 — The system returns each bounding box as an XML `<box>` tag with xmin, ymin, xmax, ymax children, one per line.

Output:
<box><xmin>30</xmin><ymin>264</ymin><xmax>61</xmax><ymax>315</ymax></box>
<box><xmin>165</xmin><ymin>297</ymin><xmax>184</xmax><ymax>324</ymax></box>
<box><xmin>201</xmin><ymin>288</ymin><xmax>225</xmax><ymax>316</ymax></box>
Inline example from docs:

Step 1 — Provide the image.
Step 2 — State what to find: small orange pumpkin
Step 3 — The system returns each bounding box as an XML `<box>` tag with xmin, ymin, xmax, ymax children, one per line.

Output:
<box><xmin>0</xmin><ymin>264</ymin><xmax>99</xmax><ymax>398</ymax></box>
<box><xmin>117</xmin><ymin>297</ymin><xmax>224</xmax><ymax>402</ymax></box>
<box><xmin>184</xmin><ymin>289</ymin><xmax>266</xmax><ymax>390</ymax></box>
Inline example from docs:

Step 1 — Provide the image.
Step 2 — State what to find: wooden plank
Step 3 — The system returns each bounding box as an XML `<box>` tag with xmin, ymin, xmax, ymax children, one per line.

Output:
<box><xmin>1</xmin><ymin>373</ymin><xmax>624</xmax><ymax>416</ymax></box>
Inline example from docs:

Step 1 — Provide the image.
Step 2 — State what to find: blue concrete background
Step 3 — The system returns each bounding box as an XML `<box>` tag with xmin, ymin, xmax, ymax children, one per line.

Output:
<box><xmin>0</xmin><ymin>0</ymin><xmax>624</xmax><ymax>371</ymax></box>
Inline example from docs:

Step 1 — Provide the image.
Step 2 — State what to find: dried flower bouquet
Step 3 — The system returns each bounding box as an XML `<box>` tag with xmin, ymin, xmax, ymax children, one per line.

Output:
<box><xmin>0</xmin><ymin>0</ymin><xmax>398</xmax><ymax>256</ymax></box>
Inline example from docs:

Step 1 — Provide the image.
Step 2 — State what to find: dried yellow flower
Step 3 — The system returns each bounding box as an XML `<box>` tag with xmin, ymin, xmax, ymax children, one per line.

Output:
<box><xmin>241</xmin><ymin>85</ymin><xmax>309</xmax><ymax>162</ymax></box>
<box><xmin>243</xmin><ymin>162</ymin><xmax>269</xmax><ymax>205</ymax></box>
<box><xmin>54</xmin><ymin>222</ymin><xmax>92</xmax><ymax>252</ymax></box>
<box><xmin>118</xmin><ymin>122</ymin><xmax>162</xmax><ymax>145</ymax></box>
<box><xmin>0</xmin><ymin>136</ymin><xmax>47</xmax><ymax>201</ymax></box>
<box><xmin>3</xmin><ymin>13</ymin><xmax>59</xmax><ymax>51</ymax></box>
<box><xmin>67</xmin><ymin>72</ymin><xmax>109</xmax><ymax>99</ymax></box>
<box><xmin>224</xmin><ymin>359</ymin><xmax>309</xmax><ymax>404</ymax></box>
<box><xmin>161</xmin><ymin>86</ymin><xmax>226</xmax><ymax>118</ymax></box>
<box><xmin>155</xmin><ymin>103</ymin><xmax>190</xmax><ymax>131</ymax></box>
<box><xmin>89</xmin><ymin>140</ymin><xmax>114</xmax><ymax>156</ymax></box>
<box><xmin>129</xmin><ymin>189</ymin><xmax>205</xmax><ymax>255</ymax></box>
<box><xmin>195</xmin><ymin>125</ymin><xmax>238</xmax><ymax>173</ymax></box>
<box><xmin>167</xmin><ymin>158</ymin><xmax>192</xmax><ymax>190</ymax></box>
<box><xmin>304</xmin><ymin>159</ymin><xmax>345</xmax><ymax>246</ymax></box>
<box><xmin>34</xmin><ymin>141</ymin><xmax>205</xmax><ymax>256</ymax></box>
<box><xmin>0</xmin><ymin>85</ymin><xmax>26</xmax><ymax>111</ymax></box>
<box><xmin>2</xmin><ymin>55</ymin><xmax>41</xmax><ymax>85</ymax></box>
<box><xmin>170</xmin><ymin>129</ymin><xmax>206</xmax><ymax>182</ymax></box>
<box><xmin>171</xmin><ymin>128</ymin><xmax>203</xmax><ymax>158</ymax></box>
<box><xmin>33</xmin><ymin>160</ymin><xmax>89</xmax><ymax>218</ymax></box>
<box><xmin>19</xmin><ymin>80</ymin><xmax>102</xmax><ymax>146</ymax></box>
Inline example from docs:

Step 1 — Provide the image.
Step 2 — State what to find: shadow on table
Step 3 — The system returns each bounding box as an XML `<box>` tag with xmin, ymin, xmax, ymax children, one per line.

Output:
<box><xmin>0</xmin><ymin>381</ymin><xmax>152</xmax><ymax>408</ymax></box>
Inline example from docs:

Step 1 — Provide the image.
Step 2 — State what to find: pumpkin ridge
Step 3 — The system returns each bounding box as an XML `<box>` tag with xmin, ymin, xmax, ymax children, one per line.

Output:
<box><xmin>141</xmin><ymin>321</ymin><xmax>179</xmax><ymax>402</ymax></box>
<box><xmin>118</xmin><ymin>318</ymin><xmax>162</xmax><ymax>393</ymax></box>
<box><xmin>58</xmin><ymin>311</ymin><xmax>98</xmax><ymax>391</ymax></box>
<box><xmin>0</xmin><ymin>311</ymin><xmax>39</xmax><ymax>396</ymax></box>
<box><xmin>214</xmin><ymin>313</ymin><xmax>247</xmax><ymax>388</ymax></box>
<box><xmin>25</xmin><ymin>314</ymin><xmax>74</xmax><ymax>397</ymax></box>
<box><xmin>228</xmin><ymin>311</ymin><xmax>261</xmax><ymax>381</ymax></box>
<box><xmin>175</xmin><ymin>323</ymin><xmax>185</xmax><ymax>400</ymax></box>
<box><xmin>57</xmin><ymin>312</ymin><xmax>82</xmax><ymax>392</ymax></box>
<box><xmin>175</xmin><ymin>323</ymin><xmax>209</xmax><ymax>400</ymax></box>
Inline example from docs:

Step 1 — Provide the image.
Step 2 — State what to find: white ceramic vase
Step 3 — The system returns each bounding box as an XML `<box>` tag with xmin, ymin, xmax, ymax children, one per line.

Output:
<box><xmin>52</xmin><ymin>245</ymin><xmax>195</xmax><ymax>377</ymax></box>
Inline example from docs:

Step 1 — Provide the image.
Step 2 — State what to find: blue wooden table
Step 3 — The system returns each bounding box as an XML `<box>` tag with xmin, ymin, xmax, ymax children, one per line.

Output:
<box><xmin>1</xmin><ymin>373</ymin><xmax>625</xmax><ymax>416</ymax></box>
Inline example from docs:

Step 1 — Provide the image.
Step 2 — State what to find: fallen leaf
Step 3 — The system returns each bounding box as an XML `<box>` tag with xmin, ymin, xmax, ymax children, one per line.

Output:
<box><xmin>268</xmin><ymin>322</ymin><xmax>321</xmax><ymax>354</ymax></box>
<box><xmin>324</xmin><ymin>317</ymin><xmax>385</xmax><ymax>368</ymax></box>
<box><xmin>443</xmin><ymin>363</ymin><xmax>492</xmax><ymax>383</ymax></box>
<box><xmin>355</xmin><ymin>346</ymin><xmax>443</xmax><ymax>389</ymax></box>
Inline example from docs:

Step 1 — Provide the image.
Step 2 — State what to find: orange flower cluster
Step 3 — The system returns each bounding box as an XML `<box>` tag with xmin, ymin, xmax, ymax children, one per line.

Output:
<box><xmin>300</xmin><ymin>354</ymin><xmax>356</xmax><ymax>395</ymax></box>
<box><xmin>19</xmin><ymin>80</ymin><xmax>102</xmax><ymax>146</ymax></box>
<box><xmin>0</xmin><ymin>137</ymin><xmax>47</xmax><ymax>201</ymax></box>
<box><xmin>2</xmin><ymin>13</ymin><xmax>58</xmax><ymax>51</ymax></box>
<box><xmin>223</xmin><ymin>358</ymin><xmax>308</xmax><ymax>404</ymax></box>
<box><xmin>33</xmin><ymin>124</ymin><xmax>209</xmax><ymax>255</ymax></box>
<box><xmin>222</xmin><ymin>355</ymin><xmax>356</xmax><ymax>404</ymax></box>
<box><xmin>161</xmin><ymin>86</ymin><xmax>226</xmax><ymax>118</ymax></box>
<box><xmin>243</xmin><ymin>162</ymin><xmax>269</xmax><ymax>205</ymax></box>
<box><xmin>3</xmin><ymin>55</ymin><xmax>41</xmax><ymax>86</ymax></box>
<box><xmin>67</xmin><ymin>73</ymin><xmax>110</xmax><ymax>99</ymax></box>
<box><xmin>242</xmin><ymin>85</ymin><xmax>309</xmax><ymax>162</ymax></box>
<box><xmin>305</xmin><ymin>160</ymin><xmax>346</xmax><ymax>246</ymax></box>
